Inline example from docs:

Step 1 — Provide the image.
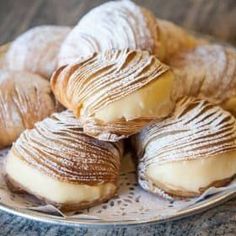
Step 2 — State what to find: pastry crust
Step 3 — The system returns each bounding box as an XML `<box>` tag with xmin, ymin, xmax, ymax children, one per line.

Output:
<box><xmin>0</xmin><ymin>69</ymin><xmax>57</xmax><ymax>148</ymax></box>
<box><xmin>134</xmin><ymin>97</ymin><xmax>236</xmax><ymax>198</ymax></box>
<box><xmin>6</xmin><ymin>174</ymin><xmax>117</xmax><ymax>212</ymax></box>
<box><xmin>169</xmin><ymin>44</ymin><xmax>236</xmax><ymax>105</ymax></box>
<box><xmin>58</xmin><ymin>1</ymin><xmax>159</xmax><ymax>66</ymax></box>
<box><xmin>58</xmin><ymin>1</ymin><xmax>199</xmax><ymax>66</ymax></box>
<box><xmin>5</xmin><ymin>111</ymin><xmax>123</xmax><ymax>211</ymax></box>
<box><xmin>146</xmin><ymin>176</ymin><xmax>234</xmax><ymax>198</ymax></box>
<box><xmin>6</xmin><ymin>25</ymin><xmax>70</xmax><ymax>78</ymax></box>
<box><xmin>52</xmin><ymin>49</ymin><xmax>175</xmax><ymax>141</ymax></box>
<box><xmin>155</xmin><ymin>19</ymin><xmax>200</xmax><ymax>62</ymax></box>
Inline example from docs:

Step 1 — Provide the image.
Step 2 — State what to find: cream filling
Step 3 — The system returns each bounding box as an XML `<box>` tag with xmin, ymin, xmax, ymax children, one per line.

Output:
<box><xmin>146</xmin><ymin>151</ymin><xmax>236</xmax><ymax>193</ymax></box>
<box><xmin>93</xmin><ymin>71</ymin><xmax>174</xmax><ymax>122</ymax></box>
<box><xmin>5</xmin><ymin>153</ymin><xmax>116</xmax><ymax>204</ymax></box>
<box><xmin>222</xmin><ymin>97</ymin><xmax>236</xmax><ymax>116</ymax></box>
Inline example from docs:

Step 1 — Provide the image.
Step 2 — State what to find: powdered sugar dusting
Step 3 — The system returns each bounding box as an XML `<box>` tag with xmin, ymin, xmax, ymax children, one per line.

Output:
<box><xmin>11</xmin><ymin>110</ymin><xmax>123</xmax><ymax>184</ymax></box>
<box><xmin>133</xmin><ymin>97</ymin><xmax>236</xmax><ymax>196</ymax></box>
<box><xmin>135</xmin><ymin>97</ymin><xmax>236</xmax><ymax>165</ymax></box>
<box><xmin>6</xmin><ymin>25</ymin><xmax>71</xmax><ymax>78</ymax></box>
<box><xmin>170</xmin><ymin>45</ymin><xmax>236</xmax><ymax>103</ymax></box>
<box><xmin>0</xmin><ymin>69</ymin><xmax>56</xmax><ymax>148</ymax></box>
<box><xmin>51</xmin><ymin>49</ymin><xmax>170</xmax><ymax>140</ymax></box>
<box><xmin>58</xmin><ymin>1</ymin><xmax>158</xmax><ymax>66</ymax></box>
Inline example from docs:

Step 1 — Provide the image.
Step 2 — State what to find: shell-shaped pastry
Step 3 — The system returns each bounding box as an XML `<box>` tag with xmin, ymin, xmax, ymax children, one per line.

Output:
<box><xmin>51</xmin><ymin>49</ymin><xmax>175</xmax><ymax>141</ymax></box>
<box><xmin>5</xmin><ymin>110</ymin><xmax>123</xmax><ymax>211</ymax></box>
<box><xmin>58</xmin><ymin>0</ymin><xmax>199</xmax><ymax>66</ymax></box>
<box><xmin>0</xmin><ymin>69</ymin><xmax>57</xmax><ymax>148</ymax></box>
<box><xmin>6</xmin><ymin>25</ymin><xmax>71</xmax><ymax>78</ymax></box>
<box><xmin>58</xmin><ymin>1</ymin><xmax>159</xmax><ymax>66</ymax></box>
<box><xmin>134</xmin><ymin>97</ymin><xmax>236</xmax><ymax>198</ymax></box>
<box><xmin>169</xmin><ymin>44</ymin><xmax>236</xmax><ymax>105</ymax></box>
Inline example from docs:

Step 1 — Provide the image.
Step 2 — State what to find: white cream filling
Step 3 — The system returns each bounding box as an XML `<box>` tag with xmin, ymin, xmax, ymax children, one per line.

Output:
<box><xmin>94</xmin><ymin>71</ymin><xmax>174</xmax><ymax>122</ymax></box>
<box><xmin>6</xmin><ymin>153</ymin><xmax>116</xmax><ymax>204</ymax></box>
<box><xmin>146</xmin><ymin>151</ymin><xmax>236</xmax><ymax>193</ymax></box>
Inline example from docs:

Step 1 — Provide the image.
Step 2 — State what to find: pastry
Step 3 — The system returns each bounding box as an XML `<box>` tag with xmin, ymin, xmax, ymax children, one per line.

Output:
<box><xmin>169</xmin><ymin>44</ymin><xmax>236</xmax><ymax>112</ymax></box>
<box><xmin>5</xmin><ymin>111</ymin><xmax>123</xmax><ymax>211</ymax></box>
<box><xmin>6</xmin><ymin>25</ymin><xmax>71</xmax><ymax>78</ymax></box>
<box><xmin>51</xmin><ymin>49</ymin><xmax>175</xmax><ymax>141</ymax></box>
<box><xmin>58</xmin><ymin>0</ymin><xmax>198</xmax><ymax>66</ymax></box>
<box><xmin>0</xmin><ymin>69</ymin><xmax>57</xmax><ymax>148</ymax></box>
<box><xmin>133</xmin><ymin>97</ymin><xmax>236</xmax><ymax>198</ymax></box>
<box><xmin>156</xmin><ymin>19</ymin><xmax>201</xmax><ymax>62</ymax></box>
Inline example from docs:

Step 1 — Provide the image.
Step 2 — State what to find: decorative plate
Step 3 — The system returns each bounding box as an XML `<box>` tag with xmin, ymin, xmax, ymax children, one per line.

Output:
<box><xmin>0</xmin><ymin>43</ymin><xmax>235</xmax><ymax>227</ymax></box>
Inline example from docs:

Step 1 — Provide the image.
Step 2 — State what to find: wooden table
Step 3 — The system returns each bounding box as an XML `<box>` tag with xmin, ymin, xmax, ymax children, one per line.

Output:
<box><xmin>0</xmin><ymin>0</ymin><xmax>236</xmax><ymax>235</ymax></box>
<box><xmin>0</xmin><ymin>0</ymin><xmax>236</xmax><ymax>45</ymax></box>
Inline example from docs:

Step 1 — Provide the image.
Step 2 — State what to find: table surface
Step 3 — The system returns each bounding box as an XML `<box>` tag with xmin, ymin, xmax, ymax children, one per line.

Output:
<box><xmin>0</xmin><ymin>0</ymin><xmax>236</xmax><ymax>235</ymax></box>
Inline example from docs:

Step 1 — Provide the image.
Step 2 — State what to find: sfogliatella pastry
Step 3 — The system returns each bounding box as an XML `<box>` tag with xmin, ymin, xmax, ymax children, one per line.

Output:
<box><xmin>6</xmin><ymin>25</ymin><xmax>70</xmax><ymax>78</ymax></box>
<box><xmin>58</xmin><ymin>0</ymin><xmax>198</xmax><ymax>66</ymax></box>
<box><xmin>169</xmin><ymin>44</ymin><xmax>236</xmax><ymax>112</ymax></box>
<box><xmin>133</xmin><ymin>97</ymin><xmax>236</xmax><ymax>198</ymax></box>
<box><xmin>51</xmin><ymin>49</ymin><xmax>175</xmax><ymax>141</ymax></box>
<box><xmin>5</xmin><ymin>111</ymin><xmax>123</xmax><ymax>211</ymax></box>
<box><xmin>0</xmin><ymin>69</ymin><xmax>57</xmax><ymax>148</ymax></box>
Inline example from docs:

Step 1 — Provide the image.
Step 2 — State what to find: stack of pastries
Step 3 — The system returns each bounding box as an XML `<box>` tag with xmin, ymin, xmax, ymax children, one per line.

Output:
<box><xmin>0</xmin><ymin>0</ymin><xmax>235</xmax><ymax>211</ymax></box>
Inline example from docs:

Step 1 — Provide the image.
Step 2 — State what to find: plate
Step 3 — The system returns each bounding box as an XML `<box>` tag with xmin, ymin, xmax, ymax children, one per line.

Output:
<box><xmin>0</xmin><ymin>188</ymin><xmax>235</xmax><ymax>227</ymax></box>
<box><xmin>0</xmin><ymin>148</ymin><xmax>235</xmax><ymax>227</ymax></box>
<box><xmin>0</xmin><ymin>43</ymin><xmax>235</xmax><ymax>227</ymax></box>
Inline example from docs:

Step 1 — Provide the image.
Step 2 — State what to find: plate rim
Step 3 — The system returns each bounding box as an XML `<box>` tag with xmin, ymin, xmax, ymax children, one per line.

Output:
<box><xmin>0</xmin><ymin>190</ymin><xmax>235</xmax><ymax>227</ymax></box>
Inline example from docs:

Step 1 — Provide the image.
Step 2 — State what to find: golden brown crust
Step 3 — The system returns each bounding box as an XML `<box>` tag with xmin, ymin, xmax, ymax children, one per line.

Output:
<box><xmin>82</xmin><ymin>117</ymin><xmax>155</xmax><ymax>142</ymax></box>
<box><xmin>169</xmin><ymin>44</ymin><xmax>236</xmax><ymax>104</ymax></box>
<box><xmin>156</xmin><ymin>19</ymin><xmax>201</xmax><ymax>62</ymax></box>
<box><xmin>0</xmin><ymin>69</ymin><xmax>57</xmax><ymax>148</ymax></box>
<box><xmin>148</xmin><ymin>176</ymin><xmax>234</xmax><ymax>198</ymax></box>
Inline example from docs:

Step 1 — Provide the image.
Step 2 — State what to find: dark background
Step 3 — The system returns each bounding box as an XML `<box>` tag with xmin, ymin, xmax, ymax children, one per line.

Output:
<box><xmin>0</xmin><ymin>0</ymin><xmax>236</xmax><ymax>45</ymax></box>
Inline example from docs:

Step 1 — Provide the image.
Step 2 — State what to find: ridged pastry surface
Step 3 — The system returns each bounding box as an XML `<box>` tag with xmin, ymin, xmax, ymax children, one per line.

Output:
<box><xmin>58</xmin><ymin>0</ymin><xmax>158</xmax><ymax>66</ymax></box>
<box><xmin>170</xmin><ymin>44</ymin><xmax>236</xmax><ymax>104</ymax></box>
<box><xmin>6</xmin><ymin>25</ymin><xmax>71</xmax><ymax>78</ymax></box>
<box><xmin>0</xmin><ymin>69</ymin><xmax>56</xmax><ymax>148</ymax></box>
<box><xmin>52</xmin><ymin>49</ymin><xmax>173</xmax><ymax>140</ymax></box>
<box><xmin>136</xmin><ymin>97</ymin><xmax>236</xmax><ymax>165</ymax></box>
<box><xmin>10</xmin><ymin>111</ymin><xmax>122</xmax><ymax>184</ymax></box>
<box><xmin>134</xmin><ymin>97</ymin><xmax>236</xmax><ymax>197</ymax></box>
<box><xmin>53</xmin><ymin>49</ymin><xmax>170</xmax><ymax>117</ymax></box>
